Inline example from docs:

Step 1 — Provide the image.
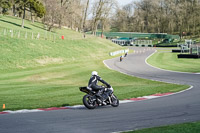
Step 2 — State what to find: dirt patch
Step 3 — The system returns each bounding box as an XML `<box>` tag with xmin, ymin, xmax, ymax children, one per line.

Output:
<box><xmin>16</xmin><ymin>65</ymin><xmax>26</xmax><ymax>69</ymax></box>
<box><xmin>26</xmin><ymin>75</ymin><xmax>48</xmax><ymax>82</ymax></box>
<box><xmin>25</xmin><ymin>72</ymin><xmax>66</xmax><ymax>82</ymax></box>
<box><xmin>35</xmin><ymin>56</ymin><xmax>64</xmax><ymax>65</ymax></box>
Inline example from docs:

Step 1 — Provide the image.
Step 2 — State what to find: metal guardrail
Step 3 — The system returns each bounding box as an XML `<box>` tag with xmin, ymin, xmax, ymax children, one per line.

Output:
<box><xmin>110</xmin><ymin>49</ymin><xmax>129</xmax><ymax>56</ymax></box>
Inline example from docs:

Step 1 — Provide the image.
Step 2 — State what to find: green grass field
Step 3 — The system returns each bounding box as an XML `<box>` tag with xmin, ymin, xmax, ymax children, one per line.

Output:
<box><xmin>125</xmin><ymin>121</ymin><xmax>200</xmax><ymax>133</ymax></box>
<box><xmin>147</xmin><ymin>48</ymin><xmax>200</xmax><ymax>73</ymax></box>
<box><xmin>0</xmin><ymin>16</ymin><xmax>188</xmax><ymax>111</ymax></box>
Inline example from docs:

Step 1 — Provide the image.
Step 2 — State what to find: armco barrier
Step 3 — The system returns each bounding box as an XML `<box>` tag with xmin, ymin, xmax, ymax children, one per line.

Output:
<box><xmin>132</xmin><ymin>44</ymin><xmax>153</xmax><ymax>47</ymax></box>
<box><xmin>110</xmin><ymin>49</ymin><xmax>129</xmax><ymax>56</ymax></box>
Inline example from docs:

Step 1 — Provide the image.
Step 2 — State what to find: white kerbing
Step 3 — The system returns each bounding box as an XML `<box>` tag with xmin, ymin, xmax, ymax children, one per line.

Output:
<box><xmin>4</xmin><ymin>109</ymin><xmax>43</xmax><ymax>114</ymax></box>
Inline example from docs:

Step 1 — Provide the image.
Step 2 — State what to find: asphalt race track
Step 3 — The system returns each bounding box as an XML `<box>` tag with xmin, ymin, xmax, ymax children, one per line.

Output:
<box><xmin>0</xmin><ymin>47</ymin><xmax>200</xmax><ymax>133</ymax></box>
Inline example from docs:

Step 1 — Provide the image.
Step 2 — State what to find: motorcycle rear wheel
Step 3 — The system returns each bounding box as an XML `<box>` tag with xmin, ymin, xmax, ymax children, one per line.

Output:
<box><xmin>83</xmin><ymin>95</ymin><xmax>97</xmax><ymax>109</ymax></box>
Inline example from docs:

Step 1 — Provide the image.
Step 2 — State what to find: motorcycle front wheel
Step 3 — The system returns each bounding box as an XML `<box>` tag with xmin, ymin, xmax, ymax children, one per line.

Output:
<box><xmin>83</xmin><ymin>95</ymin><xmax>97</xmax><ymax>109</ymax></box>
<box><xmin>111</xmin><ymin>94</ymin><xmax>119</xmax><ymax>107</ymax></box>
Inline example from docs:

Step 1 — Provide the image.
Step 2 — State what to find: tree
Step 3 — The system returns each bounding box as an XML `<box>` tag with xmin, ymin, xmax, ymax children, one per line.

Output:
<box><xmin>15</xmin><ymin>0</ymin><xmax>45</xmax><ymax>28</ymax></box>
<box><xmin>111</xmin><ymin>0</ymin><xmax>200</xmax><ymax>38</ymax></box>
<box><xmin>43</xmin><ymin>0</ymin><xmax>86</xmax><ymax>32</ymax></box>
<box><xmin>82</xmin><ymin>0</ymin><xmax>89</xmax><ymax>33</ymax></box>
<box><xmin>43</xmin><ymin>0</ymin><xmax>59</xmax><ymax>31</ymax></box>
<box><xmin>58</xmin><ymin>0</ymin><xmax>72</xmax><ymax>29</ymax></box>
<box><xmin>91</xmin><ymin>0</ymin><xmax>104</xmax><ymax>35</ymax></box>
<box><xmin>91</xmin><ymin>0</ymin><xmax>116</xmax><ymax>35</ymax></box>
<box><xmin>0</xmin><ymin>0</ymin><xmax>12</xmax><ymax>15</ymax></box>
<box><xmin>100</xmin><ymin>0</ymin><xmax>116</xmax><ymax>36</ymax></box>
<box><xmin>111</xmin><ymin>4</ymin><xmax>133</xmax><ymax>32</ymax></box>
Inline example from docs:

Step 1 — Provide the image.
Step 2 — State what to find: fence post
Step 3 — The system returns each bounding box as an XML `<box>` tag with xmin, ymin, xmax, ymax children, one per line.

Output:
<box><xmin>11</xmin><ymin>29</ymin><xmax>13</xmax><ymax>38</ymax></box>
<box><xmin>18</xmin><ymin>31</ymin><xmax>20</xmax><ymax>38</ymax></box>
<box><xmin>45</xmin><ymin>25</ymin><xmax>47</xmax><ymax>40</ymax></box>
<box><xmin>32</xmin><ymin>32</ymin><xmax>34</xmax><ymax>39</ymax></box>
<box><xmin>45</xmin><ymin>31</ymin><xmax>47</xmax><ymax>40</ymax></box>
<box><xmin>53</xmin><ymin>34</ymin><xmax>55</xmax><ymax>42</ymax></box>
<box><xmin>4</xmin><ymin>29</ymin><xmax>6</xmax><ymax>35</ymax></box>
<box><xmin>25</xmin><ymin>31</ymin><xmax>27</xmax><ymax>39</ymax></box>
<box><xmin>37</xmin><ymin>32</ymin><xmax>40</xmax><ymax>39</ymax></box>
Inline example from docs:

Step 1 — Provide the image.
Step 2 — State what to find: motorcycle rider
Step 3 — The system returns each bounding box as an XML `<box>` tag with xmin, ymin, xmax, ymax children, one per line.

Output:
<box><xmin>88</xmin><ymin>71</ymin><xmax>111</xmax><ymax>102</ymax></box>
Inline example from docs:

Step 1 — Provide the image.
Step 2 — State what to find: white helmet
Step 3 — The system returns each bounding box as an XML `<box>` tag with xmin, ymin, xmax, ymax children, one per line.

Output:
<box><xmin>91</xmin><ymin>71</ymin><xmax>98</xmax><ymax>76</ymax></box>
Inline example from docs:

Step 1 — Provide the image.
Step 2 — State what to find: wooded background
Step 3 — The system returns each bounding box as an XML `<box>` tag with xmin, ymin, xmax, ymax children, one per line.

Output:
<box><xmin>1</xmin><ymin>0</ymin><xmax>200</xmax><ymax>38</ymax></box>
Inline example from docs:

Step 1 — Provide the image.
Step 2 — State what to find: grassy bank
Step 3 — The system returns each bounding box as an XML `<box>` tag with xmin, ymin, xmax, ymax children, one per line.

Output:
<box><xmin>0</xmin><ymin>16</ymin><xmax>188</xmax><ymax>111</ymax></box>
<box><xmin>147</xmin><ymin>48</ymin><xmax>200</xmax><ymax>73</ymax></box>
<box><xmin>124</xmin><ymin>121</ymin><xmax>200</xmax><ymax>133</ymax></box>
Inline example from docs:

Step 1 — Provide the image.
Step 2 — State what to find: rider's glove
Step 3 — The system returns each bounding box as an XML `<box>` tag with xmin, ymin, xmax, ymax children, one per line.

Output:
<box><xmin>107</xmin><ymin>84</ymin><xmax>111</xmax><ymax>88</ymax></box>
<box><xmin>87</xmin><ymin>87</ymin><xmax>92</xmax><ymax>90</ymax></box>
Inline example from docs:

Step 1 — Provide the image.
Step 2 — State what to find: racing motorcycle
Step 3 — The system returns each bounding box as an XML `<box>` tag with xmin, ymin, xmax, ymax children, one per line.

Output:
<box><xmin>79</xmin><ymin>86</ymin><xmax>119</xmax><ymax>109</ymax></box>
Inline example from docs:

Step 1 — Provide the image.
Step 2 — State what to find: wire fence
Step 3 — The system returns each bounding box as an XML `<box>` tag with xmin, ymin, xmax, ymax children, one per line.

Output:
<box><xmin>0</xmin><ymin>26</ymin><xmax>63</xmax><ymax>42</ymax></box>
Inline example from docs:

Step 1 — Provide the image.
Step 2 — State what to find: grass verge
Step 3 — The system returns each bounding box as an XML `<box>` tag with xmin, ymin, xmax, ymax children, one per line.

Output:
<box><xmin>147</xmin><ymin>48</ymin><xmax>200</xmax><ymax>73</ymax></box>
<box><xmin>0</xmin><ymin>60</ymin><xmax>188</xmax><ymax>111</ymax></box>
<box><xmin>124</xmin><ymin>121</ymin><xmax>200</xmax><ymax>133</ymax></box>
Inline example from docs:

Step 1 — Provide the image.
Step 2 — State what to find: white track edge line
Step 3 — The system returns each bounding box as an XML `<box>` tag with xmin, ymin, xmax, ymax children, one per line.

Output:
<box><xmin>1</xmin><ymin>86</ymin><xmax>193</xmax><ymax>114</ymax></box>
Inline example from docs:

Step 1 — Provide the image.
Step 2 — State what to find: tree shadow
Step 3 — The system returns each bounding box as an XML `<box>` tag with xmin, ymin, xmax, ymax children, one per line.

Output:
<box><xmin>30</xmin><ymin>23</ymin><xmax>46</xmax><ymax>31</ymax></box>
<box><xmin>30</xmin><ymin>23</ymin><xmax>57</xmax><ymax>34</ymax></box>
<box><xmin>0</xmin><ymin>19</ymin><xmax>32</xmax><ymax>30</ymax></box>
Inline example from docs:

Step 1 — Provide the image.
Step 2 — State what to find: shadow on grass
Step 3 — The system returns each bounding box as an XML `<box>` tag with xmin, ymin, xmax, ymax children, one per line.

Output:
<box><xmin>30</xmin><ymin>23</ymin><xmax>57</xmax><ymax>34</ymax></box>
<box><xmin>30</xmin><ymin>23</ymin><xmax>46</xmax><ymax>31</ymax></box>
<box><xmin>0</xmin><ymin>19</ymin><xmax>31</xmax><ymax>30</ymax></box>
<box><xmin>62</xmin><ymin>104</ymin><xmax>70</xmax><ymax>106</ymax></box>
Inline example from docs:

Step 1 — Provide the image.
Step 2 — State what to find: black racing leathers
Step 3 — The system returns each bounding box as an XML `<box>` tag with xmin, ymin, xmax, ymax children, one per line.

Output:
<box><xmin>88</xmin><ymin>75</ymin><xmax>110</xmax><ymax>92</ymax></box>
